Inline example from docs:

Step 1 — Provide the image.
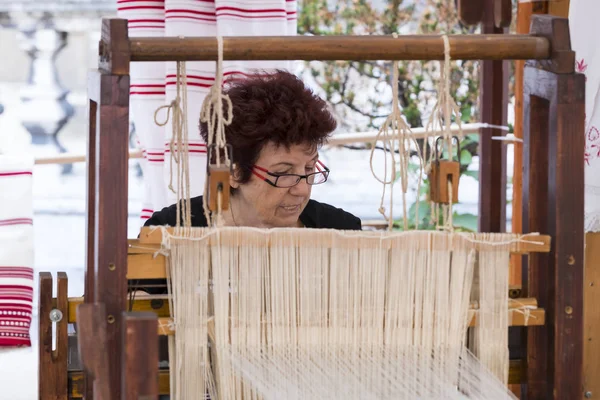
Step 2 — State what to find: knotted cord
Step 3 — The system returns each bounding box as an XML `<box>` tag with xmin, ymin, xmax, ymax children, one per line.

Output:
<box><xmin>200</xmin><ymin>35</ymin><xmax>234</xmax><ymax>228</ymax></box>
<box><xmin>369</xmin><ymin>33</ymin><xmax>424</xmax><ymax>231</ymax></box>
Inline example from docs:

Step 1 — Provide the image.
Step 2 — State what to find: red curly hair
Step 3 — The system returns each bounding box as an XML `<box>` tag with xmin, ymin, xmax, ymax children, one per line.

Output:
<box><xmin>199</xmin><ymin>70</ymin><xmax>337</xmax><ymax>185</ymax></box>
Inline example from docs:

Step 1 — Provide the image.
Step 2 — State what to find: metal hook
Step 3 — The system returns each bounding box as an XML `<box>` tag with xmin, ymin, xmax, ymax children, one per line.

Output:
<box><xmin>434</xmin><ymin>135</ymin><xmax>461</xmax><ymax>164</ymax></box>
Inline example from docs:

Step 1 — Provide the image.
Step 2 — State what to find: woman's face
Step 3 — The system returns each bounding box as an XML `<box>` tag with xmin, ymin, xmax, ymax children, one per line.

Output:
<box><xmin>230</xmin><ymin>141</ymin><xmax>318</xmax><ymax>228</ymax></box>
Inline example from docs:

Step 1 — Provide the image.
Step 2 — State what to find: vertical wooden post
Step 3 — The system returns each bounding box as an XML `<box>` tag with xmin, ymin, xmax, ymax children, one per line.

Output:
<box><xmin>510</xmin><ymin>1</ymin><xmax>548</xmax><ymax>288</ymax></box>
<box><xmin>122</xmin><ymin>312</ymin><xmax>159</xmax><ymax>400</ymax></box>
<box><xmin>510</xmin><ymin>8</ymin><xmax>549</xmax><ymax>397</ymax></box>
<box><xmin>511</xmin><ymin>0</ymin><xmax>568</xmax><ymax>289</ymax></box>
<box><xmin>85</xmin><ymin>99</ymin><xmax>97</xmax><ymax>304</ymax></box>
<box><xmin>83</xmin><ymin>84</ymin><xmax>98</xmax><ymax>400</ymax></box>
<box><xmin>522</xmin><ymin>15</ymin><xmax>584</xmax><ymax>399</ymax></box>
<box><xmin>522</xmin><ymin>87</ymin><xmax>551</xmax><ymax>399</ymax></box>
<box><xmin>478</xmin><ymin>0</ymin><xmax>508</xmax><ymax>233</ymax></box>
<box><xmin>85</xmin><ymin>18</ymin><xmax>131</xmax><ymax>399</ymax></box>
<box><xmin>77</xmin><ymin>303</ymin><xmax>111</xmax><ymax>400</ymax></box>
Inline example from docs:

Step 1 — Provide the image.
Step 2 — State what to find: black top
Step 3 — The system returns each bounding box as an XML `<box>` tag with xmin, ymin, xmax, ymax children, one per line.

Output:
<box><xmin>143</xmin><ymin>195</ymin><xmax>362</xmax><ymax>230</ymax></box>
<box><xmin>137</xmin><ymin>196</ymin><xmax>360</xmax><ymax>295</ymax></box>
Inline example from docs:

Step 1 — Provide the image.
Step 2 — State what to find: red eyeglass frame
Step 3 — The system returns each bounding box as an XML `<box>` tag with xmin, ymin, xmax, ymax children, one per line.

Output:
<box><xmin>249</xmin><ymin>160</ymin><xmax>330</xmax><ymax>188</ymax></box>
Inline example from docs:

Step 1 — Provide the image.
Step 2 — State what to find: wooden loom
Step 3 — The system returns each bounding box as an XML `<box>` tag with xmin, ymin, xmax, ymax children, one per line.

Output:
<box><xmin>36</xmin><ymin>14</ymin><xmax>584</xmax><ymax>400</ymax></box>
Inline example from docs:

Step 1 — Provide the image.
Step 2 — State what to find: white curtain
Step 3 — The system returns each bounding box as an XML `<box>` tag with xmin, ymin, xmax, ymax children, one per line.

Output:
<box><xmin>569</xmin><ymin>0</ymin><xmax>600</xmax><ymax>232</ymax></box>
<box><xmin>0</xmin><ymin>155</ymin><xmax>34</xmax><ymax>348</ymax></box>
<box><xmin>117</xmin><ymin>0</ymin><xmax>298</xmax><ymax>224</ymax></box>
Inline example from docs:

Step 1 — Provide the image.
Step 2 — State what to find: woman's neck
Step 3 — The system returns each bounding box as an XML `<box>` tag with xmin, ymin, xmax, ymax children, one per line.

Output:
<box><xmin>226</xmin><ymin>194</ymin><xmax>267</xmax><ymax>228</ymax></box>
<box><xmin>223</xmin><ymin>194</ymin><xmax>303</xmax><ymax>228</ymax></box>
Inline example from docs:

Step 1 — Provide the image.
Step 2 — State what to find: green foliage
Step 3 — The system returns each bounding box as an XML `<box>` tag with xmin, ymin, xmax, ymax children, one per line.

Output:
<box><xmin>298</xmin><ymin>0</ymin><xmax>483</xmax><ymax>230</ymax></box>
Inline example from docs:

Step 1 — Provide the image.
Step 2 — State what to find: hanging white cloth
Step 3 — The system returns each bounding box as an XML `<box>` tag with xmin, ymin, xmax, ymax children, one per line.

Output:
<box><xmin>117</xmin><ymin>0</ymin><xmax>298</xmax><ymax>224</ymax></box>
<box><xmin>0</xmin><ymin>154</ymin><xmax>34</xmax><ymax>348</ymax></box>
<box><xmin>569</xmin><ymin>0</ymin><xmax>600</xmax><ymax>232</ymax></box>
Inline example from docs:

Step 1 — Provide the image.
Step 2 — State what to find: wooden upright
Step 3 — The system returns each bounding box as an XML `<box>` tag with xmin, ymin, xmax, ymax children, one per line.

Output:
<box><xmin>522</xmin><ymin>15</ymin><xmax>584</xmax><ymax>400</ymax></box>
<box><xmin>82</xmin><ymin>19</ymin><xmax>159</xmax><ymax>400</ymax></box>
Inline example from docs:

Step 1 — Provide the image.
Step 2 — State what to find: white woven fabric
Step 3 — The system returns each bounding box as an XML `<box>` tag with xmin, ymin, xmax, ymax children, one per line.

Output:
<box><xmin>569</xmin><ymin>1</ymin><xmax>600</xmax><ymax>232</ymax></box>
<box><xmin>118</xmin><ymin>0</ymin><xmax>298</xmax><ymax>223</ymax></box>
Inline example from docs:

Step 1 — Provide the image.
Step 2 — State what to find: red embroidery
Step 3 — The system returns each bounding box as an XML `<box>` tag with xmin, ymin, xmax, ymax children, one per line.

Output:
<box><xmin>586</xmin><ymin>126</ymin><xmax>600</xmax><ymax>165</ymax></box>
<box><xmin>576</xmin><ymin>59</ymin><xmax>588</xmax><ymax>82</ymax></box>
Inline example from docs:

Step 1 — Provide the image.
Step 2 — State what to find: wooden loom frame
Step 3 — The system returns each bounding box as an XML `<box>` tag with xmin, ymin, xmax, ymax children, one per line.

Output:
<box><xmin>36</xmin><ymin>14</ymin><xmax>584</xmax><ymax>400</ymax></box>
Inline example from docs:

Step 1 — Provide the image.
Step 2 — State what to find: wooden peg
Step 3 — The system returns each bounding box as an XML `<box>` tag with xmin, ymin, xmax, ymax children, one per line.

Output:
<box><xmin>494</xmin><ymin>0</ymin><xmax>512</xmax><ymax>28</ymax></box>
<box><xmin>456</xmin><ymin>0</ymin><xmax>484</xmax><ymax>26</ymax></box>
<box><xmin>527</xmin><ymin>15</ymin><xmax>575</xmax><ymax>74</ymax></box>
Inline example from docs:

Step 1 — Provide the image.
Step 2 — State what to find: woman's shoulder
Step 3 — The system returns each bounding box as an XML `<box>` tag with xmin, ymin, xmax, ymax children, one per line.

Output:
<box><xmin>143</xmin><ymin>196</ymin><xmax>208</xmax><ymax>227</ymax></box>
<box><xmin>301</xmin><ymin>199</ymin><xmax>362</xmax><ymax>230</ymax></box>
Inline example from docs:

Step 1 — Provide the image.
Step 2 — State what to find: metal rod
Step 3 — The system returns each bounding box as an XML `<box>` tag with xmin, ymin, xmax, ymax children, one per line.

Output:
<box><xmin>128</xmin><ymin>34</ymin><xmax>550</xmax><ymax>62</ymax></box>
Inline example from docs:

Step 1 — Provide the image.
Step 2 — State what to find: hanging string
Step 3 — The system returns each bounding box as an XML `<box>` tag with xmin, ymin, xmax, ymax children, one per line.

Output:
<box><xmin>200</xmin><ymin>35</ymin><xmax>234</xmax><ymax>228</ymax></box>
<box><xmin>369</xmin><ymin>33</ymin><xmax>424</xmax><ymax>231</ymax></box>
<box><xmin>154</xmin><ymin>58</ymin><xmax>192</xmax><ymax>228</ymax></box>
<box><xmin>423</xmin><ymin>34</ymin><xmax>463</xmax><ymax>232</ymax></box>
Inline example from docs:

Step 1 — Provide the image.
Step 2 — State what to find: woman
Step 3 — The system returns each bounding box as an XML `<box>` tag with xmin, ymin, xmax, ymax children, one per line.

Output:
<box><xmin>144</xmin><ymin>72</ymin><xmax>361</xmax><ymax>399</ymax></box>
<box><xmin>145</xmin><ymin>70</ymin><xmax>361</xmax><ymax>230</ymax></box>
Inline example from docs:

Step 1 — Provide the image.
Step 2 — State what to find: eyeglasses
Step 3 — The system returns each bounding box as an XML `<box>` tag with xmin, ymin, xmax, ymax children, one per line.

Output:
<box><xmin>250</xmin><ymin>160</ymin><xmax>330</xmax><ymax>188</ymax></box>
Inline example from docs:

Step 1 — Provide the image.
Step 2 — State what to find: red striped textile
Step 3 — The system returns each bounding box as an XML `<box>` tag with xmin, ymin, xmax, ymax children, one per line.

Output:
<box><xmin>118</xmin><ymin>0</ymin><xmax>297</xmax><ymax>225</ymax></box>
<box><xmin>0</xmin><ymin>157</ymin><xmax>33</xmax><ymax>348</ymax></box>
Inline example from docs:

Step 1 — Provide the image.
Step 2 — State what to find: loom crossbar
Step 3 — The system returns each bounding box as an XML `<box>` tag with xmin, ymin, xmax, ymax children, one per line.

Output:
<box><xmin>126</xmin><ymin>34</ymin><xmax>550</xmax><ymax>62</ymax></box>
<box><xmin>136</xmin><ymin>227</ymin><xmax>552</xmax><ymax>254</ymax></box>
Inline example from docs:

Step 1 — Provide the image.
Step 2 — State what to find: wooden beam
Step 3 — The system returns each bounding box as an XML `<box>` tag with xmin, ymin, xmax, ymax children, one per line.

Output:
<box><xmin>510</xmin><ymin>0</ymin><xmax>548</xmax><ymax>290</ymax></box>
<box><xmin>478</xmin><ymin>0</ymin><xmax>508</xmax><ymax>234</ymax></box>
<box><xmin>76</xmin><ymin>303</ymin><xmax>111</xmax><ymax>400</ymax></box>
<box><xmin>121</xmin><ymin>312</ymin><xmax>159</xmax><ymax>400</ymax></box>
<box><xmin>151</xmin><ymin>308</ymin><xmax>544</xmax><ymax>337</ymax></box>
<box><xmin>470</xmin><ymin>308</ymin><xmax>545</xmax><ymax>327</ymax></box>
<box><xmin>118</xmin><ymin>30</ymin><xmax>553</xmax><ymax>62</ymax></box>
<box><xmin>137</xmin><ymin>227</ymin><xmax>552</xmax><ymax>254</ymax></box>
<box><xmin>68</xmin><ymin>296</ymin><xmax>171</xmax><ymax>323</ymax></box>
<box><xmin>67</xmin><ymin>296</ymin><xmax>538</xmax><ymax>324</ymax></box>
<box><xmin>522</xmin><ymin>62</ymin><xmax>585</xmax><ymax>400</ymax></box>
<box><xmin>127</xmin><ymin>253</ymin><xmax>167</xmax><ymax>280</ymax></box>
<box><xmin>84</xmin><ymin>69</ymin><xmax>99</xmax><ymax>400</ymax></box>
<box><xmin>86</xmin><ymin>26</ymin><xmax>132</xmax><ymax>397</ymax></box>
